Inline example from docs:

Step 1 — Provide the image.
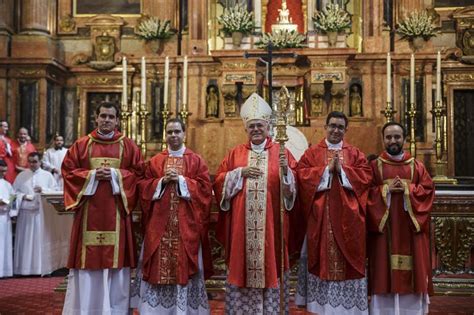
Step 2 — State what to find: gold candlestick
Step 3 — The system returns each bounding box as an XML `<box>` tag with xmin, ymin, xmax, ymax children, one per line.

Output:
<box><xmin>138</xmin><ymin>108</ymin><xmax>150</xmax><ymax>157</ymax></box>
<box><xmin>381</xmin><ymin>101</ymin><xmax>397</xmax><ymax>123</ymax></box>
<box><xmin>408</xmin><ymin>102</ymin><xmax>417</xmax><ymax>158</ymax></box>
<box><xmin>179</xmin><ymin>105</ymin><xmax>190</xmax><ymax>126</ymax></box>
<box><xmin>161</xmin><ymin>107</ymin><xmax>171</xmax><ymax>150</ymax></box>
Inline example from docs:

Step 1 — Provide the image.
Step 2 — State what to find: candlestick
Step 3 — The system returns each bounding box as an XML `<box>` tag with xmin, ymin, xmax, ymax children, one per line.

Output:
<box><xmin>164</xmin><ymin>56</ymin><xmax>169</xmax><ymax>110</ymax></box>
<box><xmin>410</xmin><ymin>53</ymin><xmax>415</xmax><ymax>104</ymax></box>
<box><xmin>436</xmin><ymin>51</ymin><xmax>441</xmax><ymax>103</ymax></box>
<box><xmin>182</xmin><ymin>56</ymin><xmax>188</xmax><ymax>111</ymax></box>
<box><xmin>387</xmin><ymin>52</ymin><xmax>391</xmax><ymax>103</ymax></box>
<box><xmin>141</xmin><ymin>56</ymin><xmax>146</xmax><ymax>109</ymax></box>
<box><xmin>122</xmin><ymin>57</ymin><xmax>127</xmax><ymax>111</ymax></box>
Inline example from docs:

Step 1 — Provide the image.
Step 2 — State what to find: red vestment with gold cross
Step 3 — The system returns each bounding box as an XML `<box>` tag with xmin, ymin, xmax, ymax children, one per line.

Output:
<box><xmin>296</xmin><ymin>139</ymin><xmax>372</xmax><ymax>281</ymax></box>
<box><xmin>138</xmin><ymin>149</ymin><xmax>213</xmax><ymax>285</ymax></box>
<box><xmin>62</xmin><ymin>129</ymin><xmax>142</xmax><ymax>269</ymax></box>
<box><xmin>367</xmin><ymin>151</ymin><xmax>434</xmax><ymax>295</ymax></box>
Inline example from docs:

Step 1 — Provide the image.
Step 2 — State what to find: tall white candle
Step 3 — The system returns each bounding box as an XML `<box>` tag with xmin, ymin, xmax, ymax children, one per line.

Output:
<box><xmin>387</xmin><ymin>52</ymin><xmax>391</xmax><ymax>103</ymax></box>
<box><xmin>164</xmin><ymin>56</ymin><xmax>169</xmax><ymax>109</ymax></box>
<box><xmin>436</xmin><ymin>51</ymin><xmax>441</xmax><ymax>103</ymax></box>
<box><xmin>183</xmin><ymin>56</ymin><xmax>188</xmax><ymax>110</ymax></box>
<box><xmin>122</xmin><ymin>57</ymin><xmax>127</xmax><ymax>110</ymax></box>
<box><xmin>141</xmin><ymin>56</ymin><xmax>146</xmax><ymax>107</ymax></box>
<box><xmin>410</xmin><ymin>53</ymin><xmax>415</xmax><ymax>104</ymax></box>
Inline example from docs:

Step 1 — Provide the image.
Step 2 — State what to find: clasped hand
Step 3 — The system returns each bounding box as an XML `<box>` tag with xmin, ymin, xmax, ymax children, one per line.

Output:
<box><xmin>163</xmin><ymin>168</ymin><xmax>179</xmax><ymax>184</ymax></box>
<box><xmin>328</xmin><ymin>153</ymin><xmax>342</xmax><ymax>174</ymax></box>
<box><xmin>389</xmin><ymin>176</ymin><xmax>405</xmax><ymax>193</ymax></box>
<box><xmin>96</xmin><ymin>167</ymin><xmax>112</xmax><ymax>181</ymax></box>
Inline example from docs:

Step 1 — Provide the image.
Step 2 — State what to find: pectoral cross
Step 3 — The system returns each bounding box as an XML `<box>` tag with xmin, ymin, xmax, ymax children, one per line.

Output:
<box><xmin>101</xmin><ymin>159</ymin><xmax>110</xmax><ymax>168</ymax></box>
<box><xmin>244</xmin><ymin>43</ymin><xmax>297</xmax><ymax>108</ymax></box>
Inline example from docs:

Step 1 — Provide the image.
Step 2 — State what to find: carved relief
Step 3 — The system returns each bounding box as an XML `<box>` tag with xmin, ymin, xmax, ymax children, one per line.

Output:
<box><xmin>77</xmin><ymin>77</ymin><xmax>122</xmax><ymax>86</ymax></box>
<box><xmin>223</xmin><ymin>72</ymin><xmax>256</xmax><ymax>85</ymax></box>
<box><xmin>434</xmin><ymin>216</ymin><xmax>474</xmax><ymax>274</ymax></box>
<box><xmin>221</xmin><ymin>85</ymin><xmax>238</xmax><ymax>117</ymax></box>
<box><xmin>453</xmin><ymin>7</ymin><xmax>474</xmax><ymax>63</ymax></box>
<box><xmin>59</xmin><ymin>14</ymin><xmax>76</xmax><ymax>33</ymax></box>
<box><xmin>310</xmin><ymin>85</ymin><xmax>324</xmax><ymax>117</ymax></box>
<box><xmin>330</xmin><ymin>86</ymin><xmax>347</xmax><ymax>113</ymax></box>
<box><xmin>445</xmin><ymin>73</ymin><xmax>474</xmax><ymax>82</ymax></box>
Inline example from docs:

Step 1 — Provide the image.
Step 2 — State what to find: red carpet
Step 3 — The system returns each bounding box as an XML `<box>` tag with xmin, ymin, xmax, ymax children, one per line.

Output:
<box><xmin>0</xmin><ymin>276</ymin><xmax>473</xmax><ymax>314</ymax></box>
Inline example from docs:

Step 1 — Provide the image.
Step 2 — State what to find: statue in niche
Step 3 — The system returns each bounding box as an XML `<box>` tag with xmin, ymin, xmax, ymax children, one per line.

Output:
<box><xmin>95</xmin><ymin>32</ymin><xmax>115</xmax><ymax>62</ymax></box>
<box><xmin>330</xmin><ymin>87</ymin><xmax>346</xmax><ymax>113</ymax></box>
<box><xmin>311</xmin><ymin>86</ymin><xmax>324</xmax><ymax>116</ymax></box>
<box><xmin>206</xmin><ymin>85</ymin><xmax>220</xmax><ymax>118</ymax></box>
<box><xmin>223</xmin><ymin>86</ymin><xmax>238</xmax><ymax>117</ymax></box>
<box><xmin>349</xmin><ymin>84</ymin><xmax>362</xmax><ymax>117</ymax></box>
<box><xmin>278</xmin><ymin>0</ymin><xmax>292</xmax><ymax>24</ymax></box>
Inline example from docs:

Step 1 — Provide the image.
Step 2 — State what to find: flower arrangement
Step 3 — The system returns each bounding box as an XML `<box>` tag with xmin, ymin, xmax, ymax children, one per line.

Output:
<box><xmin>313</xmin><ymin>3</ymin><xmax>351</xmax><ymax>33</ymax></box>
<box><xmin>136</xmin><ymin>16</ymin><xmax>174</xmax><ymax>40</ymax></box>
<box><xmin>255</xmin><ymin>30</ymin><xmax>306</xmax><ymax>49</ymax></box>
<box><xmin>396</xmin><ymin>10</ymin><xmax>437</xmax><ymax>40</ymax></box>
<box><xmin>217</xmin><ymin>3</ymin><xmax>254</xmax><ymax>36</ymax></box>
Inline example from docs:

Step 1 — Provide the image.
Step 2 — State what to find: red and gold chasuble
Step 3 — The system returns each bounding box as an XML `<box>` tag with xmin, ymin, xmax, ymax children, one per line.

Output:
<box><xmin>296</xmin><ymin>139</ymin><xmax>372</xmax><ymax>281</ymax></box>
<box><xmin>139</xmin><ymin>149</ymin><xmax>214</xmax><ymax>286</ymax></box>
<box><xmin>367</xmin><ymin>152</ymin><xmax>434</xmax><ymax>294</ymax></box>
<box><xmin>12</xmin><ymin>141</ymin><xmax>36</xmax><ymax>170</ymax></box>
<box><xmin>215</xmin><ymin>139</ymin><xmax>297</xmax><ymax>288</ymax></box>
<box><xmin>0</xmin><ymin>136</ymin><xmax>15</xmax><ymax>183</ymax></box>
<box><xmin>62</xmin><ymin>130</ymin><xmax>142</xmax><ymax>270</ymax></box>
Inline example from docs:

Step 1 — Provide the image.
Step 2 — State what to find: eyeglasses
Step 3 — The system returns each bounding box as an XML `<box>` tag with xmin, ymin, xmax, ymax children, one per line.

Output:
<box><xmin>327</xmin><ymin>124</ymin><xmax>346</xmax><ymax>131</ymax></box>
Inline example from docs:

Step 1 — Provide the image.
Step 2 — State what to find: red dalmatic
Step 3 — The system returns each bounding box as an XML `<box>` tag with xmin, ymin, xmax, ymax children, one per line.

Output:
<box><xmin>62</xmin><ymin>130</ymin><xmax>142</xmax><ymax>269</ymax></box>
<box><xmin>138</xmin><ymin>149</ymin><xmax>213</xmax><ymax>285</ymax></box>
<box><xmin>12</xmin><ymin>140</ymin><xmax>36</xmax><ymax>179</ymax></box>
<box><xmin>0</xmin><ymin>136</ymin><xmax>15</xmax><ymax>183</ymax></box>
<box><xmin>367</xmin><ymin>151</ymin><xmax>434</xmax><ymax>295</ymax></box>
<box><xmin>296</xmin><ymin>139</ymin><xmax>372</xmax><ymax>280</ymax></box>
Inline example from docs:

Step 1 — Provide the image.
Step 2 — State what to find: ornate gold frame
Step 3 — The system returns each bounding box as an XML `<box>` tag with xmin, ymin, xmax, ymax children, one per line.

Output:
<box><xmin>73</xmin><ymin>0</ymin><xmax>143</xmax><ymax>17</ymax></box>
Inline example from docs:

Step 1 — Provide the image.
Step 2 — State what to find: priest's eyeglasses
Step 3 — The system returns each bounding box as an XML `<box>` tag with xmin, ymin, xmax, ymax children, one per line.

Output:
<box><xmin>327</xmin><ymin>124</ymin><xmax>346</xmax><ymax>131</ymax></box>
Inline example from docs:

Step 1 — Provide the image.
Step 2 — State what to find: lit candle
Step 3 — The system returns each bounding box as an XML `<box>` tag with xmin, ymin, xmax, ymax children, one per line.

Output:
<box><xmin>436</xmin><ymin>51</ymin><xmax>441</xmax><ymax>103</ymax></box>
<box><xmin>141</xmin><ymin>56</ymin><xmax>146</xmax><ymax>108</ymax></box>
<box><xmin>182</xmin><ymin>56</ymin><xmax>188</xmax><ymax>110</ymax></box>
<box><xmin>122</xmin><ymin>57</ymin><xmax>127</xmax><ymax>111</ymax></box>
<box><xmin>410</xmin><ymin>53</ymin><xmax>415</xmax><ymax>104</ymax></box>
<box><xmin>164</xmin><ymin>56</ymin><xmax>169</xmax><ymax>110</ymax></box>
<box><xmin>387</xmin><ymin>52</ymin><xmax>391</xmax><ymax>103</ymax></box>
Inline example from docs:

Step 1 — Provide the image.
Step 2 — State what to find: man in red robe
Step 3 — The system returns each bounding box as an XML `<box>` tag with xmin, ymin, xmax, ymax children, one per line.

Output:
<box><xmin>0</xmin><ymin>120</ymin><xmax>15</xmax><ymax>183</ymax></box>
<box><xmin>61</xmin><ymin>102</ymin><xmax>143</xmax><ymax>314</ymax></box>
<box><xmin>12</xmin><ymin>127</ymin><xmax>36</xmax><ymax>178</ymax></box>
<box><xmin>132</xmin><ymin>118</ymin><xmax>213</xmax><ymax>314</ymax></box>
<box><xmin>367</xmin><ymin>122</ymin><xmax>434</xmax><ymax>315</ymax></box>
<box><xmin>295</xmin><ymin>111</ymin><xmax>372</xmax><ymax>315</ymax></box>
<box><xmin>214</xmin><ymin>93</ymin><xmax>297</xmax><ymax>314</ymax></box>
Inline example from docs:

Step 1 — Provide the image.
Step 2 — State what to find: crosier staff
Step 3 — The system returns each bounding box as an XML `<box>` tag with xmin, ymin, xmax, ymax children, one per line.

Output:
<box><xmin>275</xmin><ymin>86</ymin><xmax>290</xmax><ymax>315</ymax></box>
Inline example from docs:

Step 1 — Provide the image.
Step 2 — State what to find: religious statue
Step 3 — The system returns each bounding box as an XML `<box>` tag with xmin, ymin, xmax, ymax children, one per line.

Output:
<box><xmin>311</xmin><ymin>86</ymin><xmax>324</xmax><ymax>117</ymax></box>
<box><xmin>349</xmin><ymin>84</ymin><xmax>363</xmax><ymax>117</ymax></box>
<box><xmin>59</xmin><ymin>14</ymin><xmax>76</xmax><ymax>33</ymax></box>
<box><xmin>206</xmin><ymin>85</ymin><xmax>219</xmax><ymax>118</ymax></box>
<box><xmin>278</xmin><ymin>0</ymin><xmax>292</xmax><ymax>24</ymax></box>
<box><xmin>222</xmin><ymin>86</ymin><xmax>238</xmax><ymax>117</ymax></box>
<box><xmin>95</xmin><ymin>32</ymin><xmax>115</xmax><ymax>62</ymax></box>
<box><xmin>330</xmin><ymin>87</ymin><xmax>346</xmax><ymax>113</ymax></box>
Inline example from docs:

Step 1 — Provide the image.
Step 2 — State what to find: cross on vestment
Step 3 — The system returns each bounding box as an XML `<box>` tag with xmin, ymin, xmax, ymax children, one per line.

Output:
<box><xmin>244</xmin><ymin>42</ymin><xmax>297</xmax><ymax>108</ymax></box>
<box><xmin>101</xmin><ymin>159</ymin><xmax>111</xmax><ymax>168</ymax></box>
<box><xmin>249</xmin><ymin>181</ymin><xmax>265</xmax><ymax>201</ymax></box>
<box><xmin>96</xmin><ymin>234</ymin><xmax>106</xmax><ymax>244</ymax></box>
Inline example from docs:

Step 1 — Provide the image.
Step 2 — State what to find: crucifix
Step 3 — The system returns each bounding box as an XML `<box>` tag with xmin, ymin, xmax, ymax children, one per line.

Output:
<box><xmin>244</xmin><ymin>42</ymin><xmax>297</xmax><ymax>108</ymax></box>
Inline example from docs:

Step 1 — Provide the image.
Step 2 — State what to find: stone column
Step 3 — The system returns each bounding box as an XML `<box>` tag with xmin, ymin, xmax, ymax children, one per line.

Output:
<box><xmin>19</xmin><ymin>0</ymin><xmax>51</xmax><ymax>34</ymax></box>
<box><xmin>0</xmin><ymin>0</ymin><xmax>15</xmax><ymax>57</ymax></box>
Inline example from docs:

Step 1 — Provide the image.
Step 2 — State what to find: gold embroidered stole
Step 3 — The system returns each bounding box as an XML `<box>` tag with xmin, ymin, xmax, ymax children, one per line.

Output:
<box><xmin>81</xmin><ymin>138</ymin><xmax>124</xmax><ymax>268</ymax></box>
<box><xmin>245</xmin><ymin>150</ymin><xmax>268</xmax><ymax>288</ymax></box>
<box><xmin>156</xmin><ymin>156</ymin><xmax>184</xmax><ymax>284</ymax></box>
<box><xmin>326</xmin><ymin>149</ymin><xmax>346</xmax><ymax>280</ymax></box>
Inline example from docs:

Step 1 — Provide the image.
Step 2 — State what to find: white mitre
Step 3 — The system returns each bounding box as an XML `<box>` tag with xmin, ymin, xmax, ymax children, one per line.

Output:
<box><xmin>240</xmin><ymin>93</ymin><xmax>272</xmax><ymax>124</ymax></box>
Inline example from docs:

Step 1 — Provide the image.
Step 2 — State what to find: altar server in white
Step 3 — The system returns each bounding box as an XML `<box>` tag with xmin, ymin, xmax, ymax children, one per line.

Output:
<box><xmin>42</xmin><ymin>134</ymin><xmax>68</xmax><ymax>189</ymax></box>
<box><xmin>13</xmin><ymin>151</ymin><xmax>57</xmax><ymax>275</ymax></box>
<box><xmin>0</xmin><ymin>159</ymin><xmax>15</xmax><ymax>277</ymax></box>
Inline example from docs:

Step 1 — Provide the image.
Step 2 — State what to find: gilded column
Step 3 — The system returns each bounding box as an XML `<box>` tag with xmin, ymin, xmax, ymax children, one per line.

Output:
<box><xmin>20</xmin><ymin>0</ymin><xmax>51</xmax><ymax>34</ymax></box>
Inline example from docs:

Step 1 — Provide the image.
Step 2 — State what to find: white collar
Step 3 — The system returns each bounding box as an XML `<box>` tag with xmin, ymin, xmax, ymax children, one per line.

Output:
<box><xmin>251</xmin><ymin>139</ymin><xmax>267</xmax><ymax>153</ymax></box>
<box><xmin>325</xmin><ymin>139</ymin><xmax>343</xmax><ymax>150</ymax></box>
<box><xmin>97</xmin><ymin>130</ymin><xmax>114</xmax><ymax>139</ymax></box>
<box><xmin>387</xmin><ymin>151</ymin><xmax>405</xmax><ymax>161</ymax></box>
<box><xmin>168</xmin><ymin>146</ymin><xmax>186</xmax><ymax>157</ymax></box>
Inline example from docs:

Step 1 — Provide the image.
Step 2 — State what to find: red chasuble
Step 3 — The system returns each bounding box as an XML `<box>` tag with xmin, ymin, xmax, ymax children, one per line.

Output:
<box><xmin>214</xmin><ymin>139</ymin><xmax>297</xmax><ymax>288</ymax></box>
<box><xmin>138</xmin><ymin>149</ymin><xmax>213</xmax><ymax>285</ymax></box>
<box><xmin>62</xmin><ymin>129</ymin><xmax>142</xmax><ymax>269</ymax></box>
<box><xmin>12</xmin><ymin>140</ymin><xmax>36</xmax><ymax>173</ymax></box>
<box><xmin>0</xmin><ymin>136</ymin><xmax>15</xmax><ymax>183</ymax></box>
<box><xmin>296</xmin><ymin>139</ymin><xmax>371</xmax><ymax>281</ymax></box>
<box><xmin>367</xmin><ymin>151</ymin><xmax>434</xmax><ymax>295</ymax></box>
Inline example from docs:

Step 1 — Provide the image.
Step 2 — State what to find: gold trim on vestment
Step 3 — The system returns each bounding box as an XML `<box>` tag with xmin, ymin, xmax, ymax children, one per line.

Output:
<box><xmin>66</xmin><ymin>170</ymin><xmax>93</xmax><ymax>210</ymax></box>
<box><xmin>81</xmin><ymin>200</ymin><xmax>89</xmax><ymax>268</ymax></box>
<box><xmin>87</xmin><ymin>134</ymin><xmax>126</xmax><ymax>144</ymax></box>
<box><xmin>83</xmin><ymin>231</ymin><xmax>116</xmax><ymax>245</ymax></box>
<box><xmin>402</xmin><ymin>180</ymin><xmax>421</xmax><ymax>233</ymax></box>
<box><xmin>378</xmin><ymin>183</ymin><xmax>390</xmax><ymax>233</ymax></box>
<box><xmin>113</xmin><ymin>204</ymin><xmax>120</xmax><ymax>267</ymax></box>
<box><xmin>89</xmin><ymin>157</ymin><xmax>121</xmax><ymax>169</ymax></box>
<box><xmin>391</xmin><ymin>254</ymin><xmax>413</xmax><ymax>271</ymax></box>
<box><xmin>245</xmin><ymin>150</ymin><xmax>268</xmax><ymax>288</ymax></box>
